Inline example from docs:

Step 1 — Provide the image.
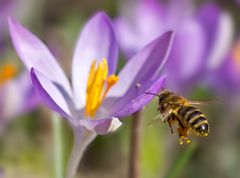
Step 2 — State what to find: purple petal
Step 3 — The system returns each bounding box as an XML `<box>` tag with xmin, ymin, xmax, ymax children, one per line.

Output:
<box><xmin>107</xmin><ymin>31</ymin><xmax>174</xmax><ymax>98</ymax></box>
<box><xmin>114</xmin><ymin>76</ymin><xmax>166</xmax><ymax>118</ymax></box>
<box><xmin>134</xmin><ymin>0</ymin><xmax>168</xmax><ymax>40</ymax></box>
<box><xmin>79</xmin><ymin>117</ymin><xmax>122</xmax><ymax>135</ymax></box>
<box><xmin>167</xmin><ymin>0</ymin><xmax>194</xmax><ymax>23</ymax></box>
<box><xmin>30</xmin><ymin>68</ymin><xmax>72</xmax><ymax>120</ymax></box>
<box><xmin>115</xmin><ymin>18</ymin><xmax>140</xmax><ymax>58</ymax></box>
<box><xmin>197</xmin><ymin>3</ymin><xmax>221</xmax><ymax>51</ymax></box>
<box><xmin>72</xmin><ymin>12</ymin><xmax>118</xmax><ymax>109</ymax></box>
<box><xmin>8</xmin><ymin>18</ymin><xmax>72</xmax><ymax>96</ymax></box>
<box><xmin>208</xmin><ymin>46</ymin><xmax>240</xmax><ymax>95</ymax></box>
<box><xmin>165</xmin><ymin>20</ymin><xmax>206</xmax><ymax>83</ymax></box>
<box><xmin>197</xmin><ymin>3</ymin><xmax>233</xmax><ymax>70</ymax></box>
<box><xmin>116</xmin><ymin>0</ymin><xmax>168</xmax><ymax>57</ymax></box>
<box><xmin>206</xmin><ymin>13</ymin><xmax>233</xmax><ymax>70</ymax></box>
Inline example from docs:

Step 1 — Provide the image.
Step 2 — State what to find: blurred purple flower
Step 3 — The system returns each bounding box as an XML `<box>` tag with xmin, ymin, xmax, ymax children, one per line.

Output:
<box><xmin>207</xmin><ymin>38</ymin><xmax>240</xmax><ymax>97</ymax></box>
<box><xmin>236</xmin><ymin>0</ymin><xmax>240</xmax><ymax>5</ymax></box>
<box><xmin>0</xmin><ymin>69</ymin><xmax>39</xmax><ymax>135</ymax></box>
<box><xmin>8</xmin><ymin>12</ymin><xmax>174</xmax><ymax>178</ymax></box>
<box><xmin>0</xmin><ymin>0</ymin><xmax>39</xmax><ymax>134</ymax></box>
<box><xmin>116</xmin><ymin>0</ymin><xmax>233</xmax><ymax>93</ymax></box>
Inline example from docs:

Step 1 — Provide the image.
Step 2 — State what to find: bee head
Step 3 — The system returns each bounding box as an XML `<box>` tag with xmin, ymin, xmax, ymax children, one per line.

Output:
<box><xmin>158</xmin><ymin>102</ymin><xmax>169</xmax><ymax>113</ymax></box>
<box><xmin>143</xmin><ymin>90</ymin><xmax>171</xmax><ymax>113</ymax></box>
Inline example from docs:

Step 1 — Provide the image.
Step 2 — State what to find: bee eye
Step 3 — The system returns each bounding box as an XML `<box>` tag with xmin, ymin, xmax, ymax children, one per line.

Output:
<box><xmin>159</xmin><ymin>103</ymin><xmax>168</xmax><ymax>112</ymax></box>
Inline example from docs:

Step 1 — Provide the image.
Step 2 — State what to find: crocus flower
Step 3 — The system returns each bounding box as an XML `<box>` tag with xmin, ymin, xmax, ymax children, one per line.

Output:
<box><xmin>0</xmin><ymin>68</ymin><xmax>38</xmax><ymax>135</ymax></box>
<box><xmin>116</xmin><ymin>0</ymin><xmax>233</xmax><ymax>93</ymax></box>
<box><xmin>9</xmin><ymin>12</ymin><xmax>174</xmax><ymax>177</ymax></box>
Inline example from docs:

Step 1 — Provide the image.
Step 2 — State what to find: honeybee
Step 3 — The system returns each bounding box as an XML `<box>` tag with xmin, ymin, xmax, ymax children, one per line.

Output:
<box><xmin>146</xmin><ymin>90</ymin><xmax>210</xmax><ymax>145</ymax></box>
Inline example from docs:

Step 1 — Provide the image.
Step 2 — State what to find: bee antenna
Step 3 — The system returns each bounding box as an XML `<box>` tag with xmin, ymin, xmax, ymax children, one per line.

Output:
<box><xmin>144</xmin><ymin>92</ymin><xmax>160</xmax><ymax>97</ymax></box>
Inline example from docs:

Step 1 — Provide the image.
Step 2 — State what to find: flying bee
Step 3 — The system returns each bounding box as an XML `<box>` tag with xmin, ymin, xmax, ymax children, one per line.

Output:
<box><xmin>145</xmin><ymin>89</ymin><xmax>210</xmax><ymax>145</ymax></box>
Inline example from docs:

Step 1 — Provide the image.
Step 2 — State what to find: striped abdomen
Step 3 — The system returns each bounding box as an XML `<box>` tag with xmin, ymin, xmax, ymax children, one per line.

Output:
<box><xmin>177</xmin><ymin>105</ymin><xmax>209</xmax><ymax>136</ymax></box>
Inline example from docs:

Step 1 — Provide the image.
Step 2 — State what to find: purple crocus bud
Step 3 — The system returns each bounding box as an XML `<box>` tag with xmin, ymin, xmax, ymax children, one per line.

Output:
<box><xmin>8</xmin><ymin>12</ymin><xmax>174</xmax><ymax>178</ymax></box>
<box><xmin>116</xmin><ymin>0</ymin><xmax>233</xmax><ymax>93</ymax></box>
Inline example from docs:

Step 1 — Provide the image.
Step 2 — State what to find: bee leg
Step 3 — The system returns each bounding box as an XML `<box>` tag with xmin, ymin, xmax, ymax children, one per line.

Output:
<box><xmin>162</xmin><ymin>116</ymin><xmax>166</xmax><ymax>123</ymax></box>
<box><xmin>177</xmin><ymin>127</ymin><xmax>191</xmax><ymax>145</ymax></box>
<box><xmin>167</xmin><ymin>116</ymin><xmax>174</xmax><ymax>134</ymax></box>
<box><xmin>167</xmin><ymin>120</ymin><xmax>174</xmax><ymax>133</ymax></box>
<box><xmin>160</xmin><ymin>109</ymin><xmax>172</xmax><ymax>124</ymax></box>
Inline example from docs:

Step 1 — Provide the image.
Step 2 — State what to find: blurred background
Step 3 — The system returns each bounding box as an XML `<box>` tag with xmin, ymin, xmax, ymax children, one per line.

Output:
<box><xmin>0</xmin><ymin>0</ymin><xmax>240</xmax><ymax>177</ymax></box>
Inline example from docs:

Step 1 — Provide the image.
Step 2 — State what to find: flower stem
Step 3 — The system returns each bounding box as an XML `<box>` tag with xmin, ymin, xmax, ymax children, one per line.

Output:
<box><xmin>66</xmin><ymin>128</ymin><xmax>96</xmax><ymax>178</ymax></box>
<box><xmin>129</xmin><ymin>110</ymin><xmax>143</xmax><ymax>178</ymax></box>
<box><xmin>52</xmin><ymin>113</ymin><xmax>64</xmax><ymax>178</ymax></box>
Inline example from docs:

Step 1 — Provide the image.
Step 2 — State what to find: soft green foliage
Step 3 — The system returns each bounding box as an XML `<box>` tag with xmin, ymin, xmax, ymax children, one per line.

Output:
<box><xmin>165</xmin><ymin>142</ymin><xmax>198</xmax><ymax>178</ymax></box>
<box><xmin>141</xmin><ymin>101</ymin><xmax>166</xmax><ymax>178</ymax></box>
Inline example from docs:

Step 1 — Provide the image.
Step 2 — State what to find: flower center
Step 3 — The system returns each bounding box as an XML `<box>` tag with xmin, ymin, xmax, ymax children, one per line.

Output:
<box><xmin>232</xmin><ymin>41</ymin><xmax>240</xmax><ymax>70</ymax></box>
<box><xmin>0</xmin><ymin>64</ymin><xmax>17</xmax><ymax>86</ymax></box>
<box><xmin>85</xmin><ymin>58</ymin><xmax>119</xmax><ymax>118</ymax></box>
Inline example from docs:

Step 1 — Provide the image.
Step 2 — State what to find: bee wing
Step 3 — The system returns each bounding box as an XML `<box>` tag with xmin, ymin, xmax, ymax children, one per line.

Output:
<box><xmin>188</xmin><ymin>99</ymin><xmax>222</xmax><ymax>106</ymax></box>
<box><xmin>148</xmin><ymin>114</ymin><xmax>164</xmax><ymax>126</ymax></box>
<box><xmin>148</xmin><ymin>109</ymin><xmax>172</xmax><ymax>126</ymax></box>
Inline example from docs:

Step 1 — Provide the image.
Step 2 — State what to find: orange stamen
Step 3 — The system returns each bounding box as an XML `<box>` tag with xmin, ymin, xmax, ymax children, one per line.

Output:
<box><xmin>232</xmin><ymin>42</ymin><xmax>240</xmax><ymax>69</ymax></box>
<box><xmin>0</xmin><ymin>64</ymin><xmax>17</xmax><ymax>85</ymax></box>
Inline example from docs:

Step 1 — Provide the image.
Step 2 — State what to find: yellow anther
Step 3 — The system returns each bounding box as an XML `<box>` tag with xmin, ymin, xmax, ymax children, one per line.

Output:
<box><xmin>85</xmin><ymin>58</ymin><xmax>118</xmax><ymax>118</ymax></box>
<box><xmin>0</xmin><ymin>64</ymin><xmax>17</xmax><ymax>85</ymax></box>
<box><xmin>102</xmin><ymin>58</ymin><xmax>108</xmax><ymax>78</ymax></box>
<box><xmin>89</xmin><ymin>60</ymin><xmax>106</xmax><ymax>115</ymax></box>
<box><xmin>86</xmin><ymin>60</ymin><xmax>97</xmax><ymax>92</ymax></box>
